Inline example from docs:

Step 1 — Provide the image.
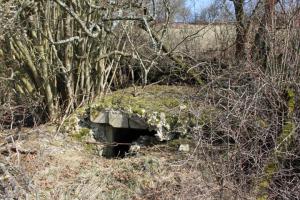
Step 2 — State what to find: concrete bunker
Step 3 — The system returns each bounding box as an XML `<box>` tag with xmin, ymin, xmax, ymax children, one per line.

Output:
<box><xmin>63</xmin><ymin>86</ymin><xmax>197</xmax><ymax>158</ymax></box>
<box><xmin>90</xmin><ymin>110</ymin><xmax>158</xmax><ymax>158</ymax></box>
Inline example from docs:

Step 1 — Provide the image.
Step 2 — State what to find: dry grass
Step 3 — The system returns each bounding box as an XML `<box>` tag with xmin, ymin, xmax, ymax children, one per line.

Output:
<box><xmin>0</xmin><ymin>124</ymin><xmax>237</xmax><ymax>200</ymax></box>
<box><xmin>162</xmin><ymin>24</ymin><xmax>235</xmax><ymax>58</ymax></box>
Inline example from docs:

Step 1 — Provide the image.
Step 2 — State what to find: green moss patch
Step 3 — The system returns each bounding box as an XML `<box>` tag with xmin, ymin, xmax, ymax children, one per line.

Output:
<box><xmin>87</xmin><ymin>85</ymin><xmax>202</xmax><ymax>140</ymax></box>
<box><xmin>91</xmin><ymin>85</ymin><xmax>195</xmax><ymax>115</ymax></box>
<box><xmin>72</xmin><ymin>128</ymin><xmax>90</xmax><ymax>142</ymax></box>
<box><xmin>62</xmin><ymin>85</ymin><xmax>207</xmax><ymax>142</ymax></box>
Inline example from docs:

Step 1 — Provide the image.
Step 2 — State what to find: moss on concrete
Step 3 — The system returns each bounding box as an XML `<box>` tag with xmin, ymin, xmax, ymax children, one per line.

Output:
<box><xmin>89</xmin><ymin>85</ymin><xmax>199</xmax><ymax>139</ymax></box>
<box><xmin>61</xmin><ymin>106</ymin><xmax>87</xmax><ymax>135</ymax></box>
<box><xmin>91</xmin><ymin>85</ymin><xmax>193</xmax><ymax>117</ymax></box>
<box><xmin>72</xmin><ymin>128</ymin><xmax>90</xmax><ymax>142</ymax></box>
<box><xmin>62</xmin><ymin>85</ymin><xmax>208</xmax><ymax>143</ymax></box>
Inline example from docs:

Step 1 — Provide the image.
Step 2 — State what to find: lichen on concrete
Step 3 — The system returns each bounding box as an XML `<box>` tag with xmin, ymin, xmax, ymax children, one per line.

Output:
<box><xmin>62</xmin><ymin>85</ymin><xmax>197</xmax><ymax>144</ymax></box>
<box><xmin>60</xmin><ymin>107</ymin><xmax>86</xmax><ymax>135</ymax></box>
<box><xmin>88</xmin><ymin>85</ymin><xmax>198</xmax><ymax>141</ymax></box>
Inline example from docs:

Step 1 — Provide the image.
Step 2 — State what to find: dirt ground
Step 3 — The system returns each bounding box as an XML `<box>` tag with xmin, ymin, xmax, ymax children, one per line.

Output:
<box><xmin>0</xmin><ymin>125</ymin><xmax>238</xmax><ymax>200</ymax></box>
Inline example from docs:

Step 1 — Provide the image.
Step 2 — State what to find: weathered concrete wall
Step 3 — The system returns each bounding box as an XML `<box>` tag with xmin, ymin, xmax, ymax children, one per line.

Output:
<box><xmin>91</xmin><ymin>110</ymin><xmax>148</xmax><ymax>130</ymax></box>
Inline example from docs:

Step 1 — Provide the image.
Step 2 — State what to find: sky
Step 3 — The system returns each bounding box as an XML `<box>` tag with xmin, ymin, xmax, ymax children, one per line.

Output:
<box><xmin>186</xmin><ymin>0</ymin><xmax>213</xmax><ymax>11</ymax></box>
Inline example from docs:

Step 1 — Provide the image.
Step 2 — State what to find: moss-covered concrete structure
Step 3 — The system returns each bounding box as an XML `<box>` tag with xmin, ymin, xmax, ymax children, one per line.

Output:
<box><xmin>63</xmin><ymin>85</ymin><xmax>198</xmax><ymax>157</ymax></box>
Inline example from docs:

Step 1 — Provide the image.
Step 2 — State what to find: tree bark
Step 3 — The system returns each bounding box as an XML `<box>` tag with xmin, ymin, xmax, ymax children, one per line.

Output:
<box><xmin>252</xmin><ymin>0</ymin><xmax>277</xmax><ymax>70</ymax></box>
<box><xmin>232</xmin><ymin>0</ymin><xmax>247</xmax><ymax>61</ymax></box>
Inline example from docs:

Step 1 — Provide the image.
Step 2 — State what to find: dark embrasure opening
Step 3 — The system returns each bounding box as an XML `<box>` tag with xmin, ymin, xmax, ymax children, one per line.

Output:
<box><xmin>102</xmin><ymin>127</ymin><xmax>156</xmax><ymax>158</ymax></box>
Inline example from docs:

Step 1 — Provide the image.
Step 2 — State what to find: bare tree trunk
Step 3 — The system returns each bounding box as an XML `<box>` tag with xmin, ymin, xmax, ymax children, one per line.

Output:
<box><xmin>63</xmin><ymin>2</ymin><xmax>74</xmax><ymax>109</ymax></box>
<box><xmin>252</xmin><ymin>0</ymin><xmax>277</xmax><ymax>70</ymax></box>
<box><xmin>37</xmin><ymin>45</ymin><xmax>55</xmax><ymax>119</ymax></box>
<box><xmin>232</xmin><ymin>0</ymin><xmax>247</xmax><ymax>61</ymax></box>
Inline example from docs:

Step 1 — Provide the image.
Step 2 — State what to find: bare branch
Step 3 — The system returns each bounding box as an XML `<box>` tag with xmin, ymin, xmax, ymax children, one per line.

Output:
<box><xmin>53</xmin><ymin>0</ymin><xmax>101</xmax><ymax>38</ymax></box>
<box><xmin>51</xmin><ymin>36</ymin><xmax>82</xmax><ymax>45</ymax></box>
<box><xmin>94</xmin><ymin>50</ymin><xmax>133</xmax><ymax>63</ymax></box>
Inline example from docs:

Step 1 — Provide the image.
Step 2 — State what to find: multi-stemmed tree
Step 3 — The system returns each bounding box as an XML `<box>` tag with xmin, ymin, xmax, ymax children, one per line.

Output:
<box><xmin>0</xmin><ymin>0</ymin><xmax>161</xmax><ymax>119</ymax></box>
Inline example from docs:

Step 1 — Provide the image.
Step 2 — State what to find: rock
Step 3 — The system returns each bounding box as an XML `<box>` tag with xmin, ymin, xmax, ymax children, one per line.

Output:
<box><xmin>178</xmin><ymin>144</ymin><xmax>190</xmax><ymax>152</ymax></box>
<box><xmin>129</xmin><ymin>144</ymin><xmax>141</xmax><ymax>154</ymax></box>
